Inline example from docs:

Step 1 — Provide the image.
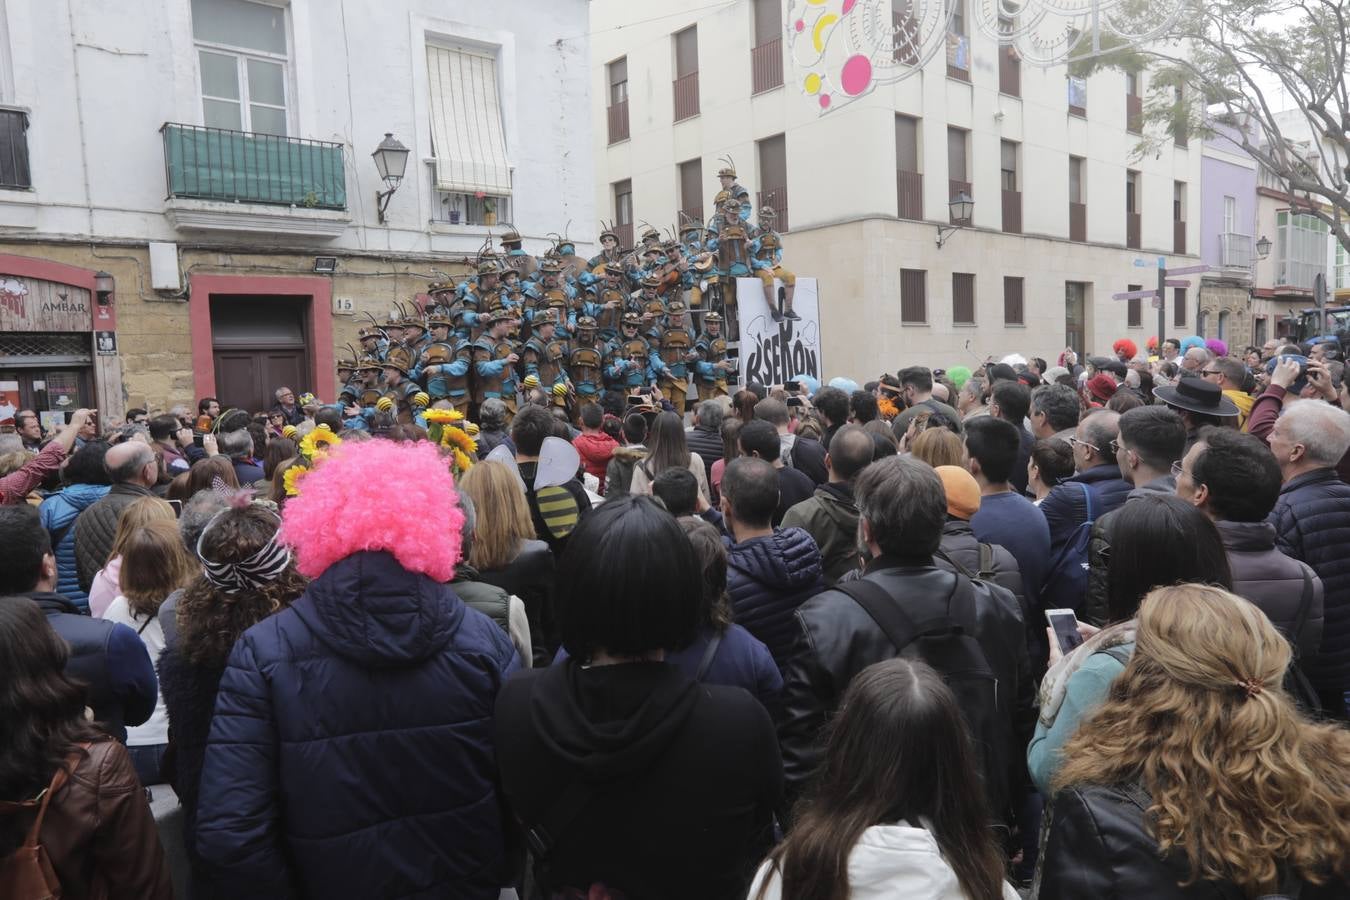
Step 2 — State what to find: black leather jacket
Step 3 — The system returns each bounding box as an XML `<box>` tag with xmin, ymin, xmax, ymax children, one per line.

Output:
<box><xmin>778</xmin><ymin>557</ymin><xmax>1035</xmax><ymax>809</ymax></box>
<box><xmin>1038</xmin><ymin>783</ymin><xmax>1350</xmax><ymax>899</ymax></box>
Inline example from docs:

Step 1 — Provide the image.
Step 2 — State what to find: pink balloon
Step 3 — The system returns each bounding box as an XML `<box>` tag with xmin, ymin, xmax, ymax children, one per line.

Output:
<box><xmin>795</xmin><ymin>19</ymin><xmax>805</xmax><ymax>31</ymax></box>
<box><xmin>840</xmin><ymin>54</ymin><xmax>872</xmax><ymax>96</ymax></box>
<box><xmin>842</xmin><ymin>0</ymin><xmax>858</xmax><ymax>12</ymax></box>
<box><xmin>819</xmin><ymin>94</ymin><xmax>831</xmax><ymax>108</ymax></box>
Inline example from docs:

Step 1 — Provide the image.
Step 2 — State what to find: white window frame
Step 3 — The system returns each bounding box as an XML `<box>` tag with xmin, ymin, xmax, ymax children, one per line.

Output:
<box><xmin>1276</xmin><ymin>210</ymin><xmax>1328</xmax><ymax>290</ymax></box>
<box><xmin>191</xmin><ymin>0</ymin><xmax>293</xmax><ymax>135</ymax></box>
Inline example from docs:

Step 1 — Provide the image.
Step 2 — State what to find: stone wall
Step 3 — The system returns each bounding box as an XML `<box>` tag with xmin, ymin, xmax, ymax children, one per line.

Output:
<box><xmin>1197</xmin><ymin>279</ymin><xmax>1254</xmax><ymax>351</ymax></box>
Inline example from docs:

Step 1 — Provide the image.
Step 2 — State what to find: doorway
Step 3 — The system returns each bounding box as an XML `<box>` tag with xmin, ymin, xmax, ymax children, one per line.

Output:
<box><xmin>0</xmin><ymin>331</ymin><xmax>95</xmax><ymax>429</ymax></box>
<box><xmin>210</xmin><ymin>295</ymin><xmax>310</xmax><ymax>414</ymax></box>
<box><xmin>1065</xmin><ymin>281</ymin><xmax>1088</xmax><ymax>357</ymax></box>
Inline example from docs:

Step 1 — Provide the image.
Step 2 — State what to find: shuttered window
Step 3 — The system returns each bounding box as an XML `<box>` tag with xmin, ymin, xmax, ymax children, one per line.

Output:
<box><xmin>427</xmin><ymin>44</ymin><xmax>512</xmax><ymax>195</ymax></box>
<box><xmin>953</xmin><ymin>273</ymin><xmax>976</xmax><ymax>324</ymax></box>
<box><xmin>1003</xmin><ymin>276</ymin><xmax>1024</xmax><ymax>325</ymax></box>
<box><xmin>1127</xmin><ymin>283</ymin><xmax>1142</xmax><ymax>327</ymax></box>
<box><xmin>901</xmin><ymin>269</ymin><xmax>927</xmax><ymax>323</ymax></box>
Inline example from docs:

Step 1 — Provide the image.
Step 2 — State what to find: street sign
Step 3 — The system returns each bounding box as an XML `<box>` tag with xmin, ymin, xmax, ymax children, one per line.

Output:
<box><xmin>1112</xmin><ymin>289</ymin><xmax>1159</xmax><ymax>300</ymax></box>
<box><xmin>1133</xmin><ymin>258</ymin><xmax>1154</xmax><ymax>267</ymax></box>
<box><xmin>1164</xmin><ymin>264</ymin><xmax>1211</xmax><ymax>276</ymax></box>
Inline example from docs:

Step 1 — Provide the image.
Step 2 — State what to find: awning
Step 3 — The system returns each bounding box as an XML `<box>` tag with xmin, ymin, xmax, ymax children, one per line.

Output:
<box><xmin>426</xmin><ymin>44</ymin><xmax>512</xmax><ymax>196</ymax></box>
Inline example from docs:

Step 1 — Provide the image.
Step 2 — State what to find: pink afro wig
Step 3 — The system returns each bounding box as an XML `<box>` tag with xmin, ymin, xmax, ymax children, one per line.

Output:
<box><xmin>1205</xmin><ymin>338</ymin><xmax>1228</xmax><ymax>357</ymax></box>
<box><xmin>1113</xmin><ymin>338</ymin><xmax>1138</xmax><ymax>360</ymax></box>
<box><xmin>279</xmin><ymin>439</ymin><xmax>464</xmax><ymax>581</ymax></box>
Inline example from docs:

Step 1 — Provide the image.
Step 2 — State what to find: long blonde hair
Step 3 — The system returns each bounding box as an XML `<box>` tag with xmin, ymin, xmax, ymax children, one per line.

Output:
<box><xmin>458</xmin><ymin>461</ymin><xmax>535</xmax><ymax>571</ymax></box>
<box><xmin>118</xmin><ymin>519</ymin><xmax>197</xmax><ymax>619</ymax></box>
<box><xmin>104</xmin><ymin>496</ymin><xmax>175</xmax><ymax>567</ymax></box>
<box><xmin>1054</xmin><ymin>584</ymin><xmax>1350</xmax><ymax>894</ymax></box>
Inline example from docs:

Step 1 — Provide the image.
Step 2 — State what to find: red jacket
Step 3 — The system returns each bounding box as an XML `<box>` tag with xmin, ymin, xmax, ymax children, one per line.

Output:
<box><xmin>573</xmin><ymin>432</ymin><xmax>619</xmax><ymax>488</ymax></box>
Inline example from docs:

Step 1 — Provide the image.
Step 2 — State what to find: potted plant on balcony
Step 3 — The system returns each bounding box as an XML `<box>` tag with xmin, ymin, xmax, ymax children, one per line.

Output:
<box><xmin>476</xmin><ymin>191</ymin><xmax>497</xmax><ymax>226</ymax></box>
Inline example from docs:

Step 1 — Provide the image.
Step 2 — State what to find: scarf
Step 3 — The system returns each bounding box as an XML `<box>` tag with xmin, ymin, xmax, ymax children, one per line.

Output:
<box><xmin>1037</xmin><ymin>619</ymin><xmax>1137</xmax><ymax>729</ymax></box>
<box><xmin>1223</xmin><ymin>389</ymin><xmax>1255</xmax><ymax>428</ymax></box>
<box><xmin>196</xmin><ymin>509</ymin><xmax>292</xmax><ymax>594</ymax></box>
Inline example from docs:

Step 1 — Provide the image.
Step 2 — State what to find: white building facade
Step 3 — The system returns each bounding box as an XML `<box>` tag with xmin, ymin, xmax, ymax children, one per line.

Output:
<box><xmin>0</xmin><ymin>0</ymin><xmax>591</xmax><ymax>419</ymax></box>
<box><xmin>590</xmin><ymin>0</ymin><xmax>1202</xmax><ymax>377</ymax></box>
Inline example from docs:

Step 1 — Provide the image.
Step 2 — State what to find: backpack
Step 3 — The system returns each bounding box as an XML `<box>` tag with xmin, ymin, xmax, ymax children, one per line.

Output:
<box><xmin>935</xmin><ymin>542</ymin><xmax>997</xmax><ymax>581</ymax></box>
<box><xmin>0</xmin><ymin>751</ymin><xmax>83</xmax><ymax>900</ymax></box>
<box><xmin>1041</xmin><ymin>482</ymin><xmax>1094</xmax><ymax>614</ymax></box>
<box><xmin>835</xmin><ymin>574</ymin><xmax>1011</xmax><ymax>823</ymax></box>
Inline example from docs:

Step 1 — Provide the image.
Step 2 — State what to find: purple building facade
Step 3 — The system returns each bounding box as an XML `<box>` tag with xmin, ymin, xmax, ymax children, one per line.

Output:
<box><xmin>1197</xmin><ymin>122</ymin><xmax>1261</xmax><ymax>349</ymax></box>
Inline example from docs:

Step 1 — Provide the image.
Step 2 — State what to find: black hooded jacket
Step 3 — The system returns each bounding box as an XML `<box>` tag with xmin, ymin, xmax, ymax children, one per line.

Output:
<box><xmin>494</xmin><ymin>660</ymin><xmax>781</xmax><ymax>899</ymax></box>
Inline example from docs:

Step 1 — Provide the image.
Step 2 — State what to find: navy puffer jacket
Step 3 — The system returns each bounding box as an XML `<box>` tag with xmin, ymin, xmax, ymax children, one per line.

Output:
<box><xmin>1271</xmin><ymin>468</ymin><xmax>1350</xmax><ymax>700</ymax></box>
<box><xmin>726</xmin><ymin>527</ymin><xmax>824</xmax><ymax>671</ymax></box>
<box><xmin>195</xmin><ymin>550</ymin><xmax>519</xmax><ymax>900</ymax></box>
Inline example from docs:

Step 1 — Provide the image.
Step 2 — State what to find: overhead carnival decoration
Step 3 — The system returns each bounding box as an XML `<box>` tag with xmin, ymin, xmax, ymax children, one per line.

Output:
<box><xmin>786</xmin><ymin>0</ymin><xmax>1182</xmax><ymax>114</ymax></box>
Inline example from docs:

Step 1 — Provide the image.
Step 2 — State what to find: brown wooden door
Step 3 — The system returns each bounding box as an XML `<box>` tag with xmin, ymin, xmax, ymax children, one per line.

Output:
<box><xmin>210</xmin><ymin>295</ymin><xmax>309</xmax><ymax>414</ymax></box>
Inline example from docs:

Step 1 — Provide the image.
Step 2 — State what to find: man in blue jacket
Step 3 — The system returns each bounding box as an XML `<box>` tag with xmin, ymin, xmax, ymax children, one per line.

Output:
<box><xmin>1038</xmin><ymin>409</ymin><xmax>1130</xmax><ymax>554</ymax></box>
<box><xmin>0</xmin><ymin>505</ymin><xmax>157</xmax><ymax>743</ymax></box>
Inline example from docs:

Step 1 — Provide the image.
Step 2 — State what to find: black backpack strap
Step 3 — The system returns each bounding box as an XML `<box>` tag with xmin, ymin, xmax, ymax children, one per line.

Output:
<box><xmin>934</xmin><ymin>547</ymin><xmax>978</xmax><ymax>581</ymax></box>
<box><xmin>834</xmin><ymin>578</ymin><xmax>921</xmax><ymax>653</ymax></box>
<box><xmin>694</xmin><ymin>632</ymin><xmax>723</xmax><ymax>682</ymax></box>
<box><xmin>1289</xmin><ymin>568</ymin><xmax>1314</xmax><ymax>655</ymax></box>
<box><xmin>525</xmin><ymin>780</ymin><xmax>595</xmax><ymax>867</ymax></box>
<box><xmin>977</xmin><ymin>542</ymin><xmax>996</xmax><ymax>580</ymax></box>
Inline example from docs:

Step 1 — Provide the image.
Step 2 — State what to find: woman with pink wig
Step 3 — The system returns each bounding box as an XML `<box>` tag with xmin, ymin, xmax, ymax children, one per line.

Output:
<box><xmin>194</xmin><ymin>439</ymin><xmax>519</xmax><ymax>900</ymax></box>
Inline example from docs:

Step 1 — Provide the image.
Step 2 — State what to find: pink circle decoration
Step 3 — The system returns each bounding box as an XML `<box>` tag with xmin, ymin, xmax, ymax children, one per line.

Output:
<box><xmin>842</xmin><ymin>0</ymin><xmax>858</xmax><ymax>12</ymax></box>
<box><xmin>840</xmin><ymin>54</ymin><xmax>872</xmax><ymax>96</ymax></box>
<box><xmin>819</xmin><ymin>94</ymin><xmax>831</xmax><ymax>109</ymax></box>
<box><xmin>795</xmin><ymin>19</ymin><xmax>805</xmax><ymax>32</ymax></box>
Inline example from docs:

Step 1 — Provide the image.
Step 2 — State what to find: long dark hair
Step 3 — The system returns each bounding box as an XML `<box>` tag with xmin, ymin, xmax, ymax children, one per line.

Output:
<box><xmin>757</xmin><ymin>658</ymin><xmax>1008</xmax><ymax>900</ymax></box>
<box><xmin>0</xmin><ymin>597</ymin><xmax>104</xmax><ymax>852</ymax></box>
<box><xmin>678</xmin><ymin>518</ymin><xmax>733</xmax><ymax>634</ymax></box>
<box><xmin>1105</xmin><ymin>493</ymin><xmax>1232</xmax><ymax>622</ymax></box>
<box><xmin>644</xmin><ymin>411</ymin><xmax>691</xmax><ymax>477</ymax></box>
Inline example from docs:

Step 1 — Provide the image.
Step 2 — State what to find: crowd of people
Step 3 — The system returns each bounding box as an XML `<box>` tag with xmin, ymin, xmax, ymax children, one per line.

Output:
<box><xmin>1</xmin><ymin>327</ymin><xmax>1350</xmax><ymax>900</ymax></box>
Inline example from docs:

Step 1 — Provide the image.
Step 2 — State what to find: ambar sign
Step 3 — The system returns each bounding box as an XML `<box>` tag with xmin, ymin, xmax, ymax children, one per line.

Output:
<box><xmin>0</xmin><ymin>276</ymin><xmax>94</xmax><ymax>332</ymax></box>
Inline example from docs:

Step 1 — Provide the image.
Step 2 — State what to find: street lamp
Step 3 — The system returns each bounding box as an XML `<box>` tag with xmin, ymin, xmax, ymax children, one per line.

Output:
<box><xmin>1255</xmin><ymin>234</ymin><xmax>1272</xmax><ymax>260</ymax></box>
<box><xmin>936</xmin><ymin>192</ymin><xmax>975</xmax><ymax>248</ymax></box>
<box><xmin>371</xmin><ymin>133</ymin><xmax>410</xmax><ymax>224</ymax></box>
<box><xmin>94</xmin><ymin>271</ymin><xmax>114</xmax><ymax>307</ymax></box>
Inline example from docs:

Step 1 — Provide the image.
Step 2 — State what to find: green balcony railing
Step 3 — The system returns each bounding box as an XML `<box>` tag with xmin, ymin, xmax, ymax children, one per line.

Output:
<box><xmin>161</xmin><ymin>122</ymin><xmax>346</xmax><ymax>210</ymax></box>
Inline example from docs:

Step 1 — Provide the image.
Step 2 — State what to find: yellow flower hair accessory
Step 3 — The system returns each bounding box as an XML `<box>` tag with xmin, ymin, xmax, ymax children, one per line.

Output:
<box><xmin>283</xmin><ymin>464</ymin><xmax>310</xmax><ymax>497</ymax></box>
<box><xmin>299</xmin><ymin>426</ymin><xmax>342</xmax><ymax>460</ymax></box>
<box><xmin>422</xmin><ymin>408</ymin><xmax>466</xmax><ymax>425</ymax></box>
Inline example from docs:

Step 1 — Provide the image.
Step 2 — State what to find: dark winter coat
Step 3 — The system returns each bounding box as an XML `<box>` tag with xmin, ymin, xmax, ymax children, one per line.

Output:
<box><xmin>937</xmin><ymin>518</ymin><xmax>1027</xmax><ymax>621</ymax></box>
<box><xmin>1039</xmin><ymin>783</ymin><xmax>1350</xmax><ymax>899</ymax></box>
<box><xmin>780</xmin><ymin>482</ymin><xmax>861</xmax><ymax>584</ymax></box>
<box><xmin>725</xmin><ymin>527</ymin><xmax>825</xmax><ymax>671</ymax></box>
<box><xmin>1038</xmin><ymin>463</ymin><xmax>1133</xmax><ymax>555</ymax></box>
<box><xmin>1083</xmin><ymin>475</ymin><xmax>1176</xmax><ymax>626</ymax></box>
<box><xmin>25</xmin><ymin>591</ymin><xmax>157</xmax><ymax>743</ymax></box>
<box><xmin>39</xmin><ymin>483</ymin><xmax>110</xmax><ymax>608</ymax></box>
<box><xmin>476</xmin><ymin>539</ymin><xmax>555</xmax><ymax>666</ymax></box>
<box><xmin>685</xmin><ymin>424</ymin><xmax>723</xmax><ymax>485</ymax></box>
<box><xmin>451</xmin><ymin>565</ymin><xmax>511</xmax><ymax>634</ymax></box>
<box><xmin>1218</xmin><ymin>519</ymin><xmax>1324</xmax><ymax>662</ymax></box>
<box><xmin>1271</xmin><ymin>467</ymin><xmax>1350</xmax><ymax>700</ymax></box>
<box><xmin>494</xmin><ymin>661</ymin><xmax>782</xmax><ymax>900</ymax></box>
<box><xmin>194</xmin><ymin>550</ymin><xmax>519</xmax><ymax>900</ymax></box>
<box><xmin>73</xmin><ymin>482</ymin><xmax>156</xmax><ymax>593</ymax></box>
<box><xmin>604</xmin><ymin>445</ymin><xmax>647</xmax><ymax>496</ymax></box>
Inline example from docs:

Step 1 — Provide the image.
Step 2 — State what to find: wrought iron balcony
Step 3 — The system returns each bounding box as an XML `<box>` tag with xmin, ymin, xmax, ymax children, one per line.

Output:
<box><xmin>161</xmin><ymin>123</ymin><xmax>346</xmax><ymax>210</ymax></box>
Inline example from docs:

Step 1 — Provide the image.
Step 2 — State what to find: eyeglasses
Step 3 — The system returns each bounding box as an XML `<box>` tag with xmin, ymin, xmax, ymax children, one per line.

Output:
<box><xmin>1108</xmin><ymin>439</ymin><xmax>1122</xmax><ymax>455</ymax></box>
<box><xmin>1199</xmin><ymin>369</ymin><xmax>1222</xmax><ymax>376</ymax></box>
<box><xmin>1170</xmin><ymin>460</ymin><xmax>1185</xmax><ymax>479</ymax></box>
<box><xmin>1068</xmin><ymin>436</ymin><xmax>1101</xmax><ymax>453</ymax></box>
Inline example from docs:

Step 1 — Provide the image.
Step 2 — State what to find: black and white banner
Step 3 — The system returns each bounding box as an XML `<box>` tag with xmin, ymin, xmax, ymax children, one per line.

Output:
<box><xmin>735</xmin><ymin>277</ymin><xmax>822</xmax><ymax>387</ymax></box>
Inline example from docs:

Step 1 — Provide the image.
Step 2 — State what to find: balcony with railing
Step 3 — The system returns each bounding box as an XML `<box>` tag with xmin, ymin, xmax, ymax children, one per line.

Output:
<box><xmin>1069</xmin><ymin>202</ymin><xmax>1087</xmax><ymax>241</ymax></box>
<box><xmin>1126</xmin><ymin>94</ymin><xmax>1143</xmax><ymax>133</ymax></box>
<box><xmin>1002</xmin><ymin>189</ymin><xmax>1021</xmax><ymax>233</ymax></box>
<box><xmin>897</xmin><ymin>170</ymin><xmax>923</xmax><ymax>220</ymax></box>
<box><xmin>0</xmin><ymin>108</ymin><xmax>31</xmax><ymax>189</ymax></box>
<box><xmin>949</xmin><ymin>180</ymin><xmax>972</xmax><ymax>223</ymax></box>
<box><xmin>1126</xmin><ymin>211</ymin><xmax>1141</xmax><ymax>249</ymax></box>
<box><xmin>751</xmin><ymin>38</ymin><xmax>783</xmax><ymax>94</ymax></box>
<box><xmin>758</xmin><ymin>186</ymin><xmax>789</xmax><ymax>231</ymax></box>
<box><xmin>160</xmin><ymin>122</ymin><xmax>349</xmax><ymax>237</ymax></box>
<box><xmin>1277</xmin><ymin>257</ymin><xmax>1322</xmax><ymax>291</ymax></box>
<box><xmin>673</xmin><ymin>71</ymin><xmax>700</xmax><ymax>122</ymax></box>
<box><xmin>607</xmin><ymin>99</ymin><xmax>630</xmax><ymax>144</ymax></box>
<box><xmin>1219</xmin><ymin>232</ymin><xmax>1253</xmax><ymax>270</ymax></box>
<box><xmin>1173</xmin><ymin>219</ymin><xmax>1186</xmax><ymax>254</ymax></box>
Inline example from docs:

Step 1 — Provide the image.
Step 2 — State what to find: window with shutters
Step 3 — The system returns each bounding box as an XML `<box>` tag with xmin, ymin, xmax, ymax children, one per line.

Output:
<box><xmin>673</xmin><ymin>26</ymin><xmax>700</xmax><ymax>120</ymax></box>
<box><xmin>952</xmin><ymin>273</ymin><xmax>976</xmax><ymax>324</ymax></box>
<box><xmin>901</xmin><ymin>268</ymin><xmax>927</xmax><ymax>323</ymax></box>
<box><xmin>613</xmin><ymin>179</ymin><xmax>633</xmax><ymax>248</ymax></box>
<box><xmin>1173</xmin><ymin>287</ymin><xmax>1187</xmax><ymax>328</ymax></box>
<box><xmin>426</xmin><ymin>43</ymin><xmax>512</xmax><ymax>197</ymax></box>
<box><xmin>1127</xmin><ymin>283</ymin><xmax>1142</xmax><ymax>327</ymax></box>
<box><xmin>757</xmin><ymin>133</ymin><xmax>789</xmax><ymax>230</ymax></box>
<box><xmin>896</xmin><ymin>115</ymin><xmax>922</xmax><ymax>220</ymax></box>
<box><xmin>607</xmin><ymin>57</ymin><xmax>629</xmax><ymax>144</ymax></box>
<box><xmin>1003</xmin><ymin>276</ymin><xmax>1024</xmax><ymax>325</ymax></box>
<box><xmin>678</xmin><ymin>158</ymin><xmax>703</xmax><ymax>226</ymax></box>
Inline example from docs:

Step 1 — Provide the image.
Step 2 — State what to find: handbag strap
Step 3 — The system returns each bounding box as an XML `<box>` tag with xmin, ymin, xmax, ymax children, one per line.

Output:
<box><xmin>1288</xmin><ymin>569</ymin><xmax>1314</xmax><ymax>654</ymax></box>
<box><xmin>0</xmin><ymin>750</ymin><xmax>84</xmax><ymax>849</ymax></box>
<box><xmin>694</xmin><ymin>632</ymin><xmax>723</xmax><ymax>682</ymax></box>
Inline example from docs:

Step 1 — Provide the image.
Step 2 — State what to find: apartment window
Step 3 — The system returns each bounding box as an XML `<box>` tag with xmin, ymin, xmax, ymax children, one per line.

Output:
<box><xmin>946</xmin><ymin>0</ymin><xmax>969</xmax><ymax>80</ymax></box>
<box><xmin>1126</xmin><ymin>70</ymin><xmax>1142</xmax><ymax>133</ymax></box>
<box><xmin>948</xmin><ymin>127</ymin><xmax>969</xmax><ymax>224</ymax></box>
<box><xmin>427</xmin><ymin>44</ymin><xmax>512</xmax><ymax>199</ymax></box>
<box><xmin>999</xmin><ymin>141</ymin><xmax>1018</xmax><ymax>191</ymax></box>
<box><xmin>678</xmin><ymin>158</ymin><xmax>703</xmax><ymax>225</ymax></box>
<box><xmin>757</xmin><ymin>133</ymin><xmax>789</xmax><ymax>230</ymax></box>
<box><xmin>1003</xmin><ymin>276</ymin><xmax>1024</xmax><ymax>325</ymax></box>
<box><xmin>1001</xmin><ymin>141</ymin><xmax>1020</xmax><ymax>233</ymax></box>
<box><xmin>1069</xmin><ymin>156</ymin><xmax>1084</xmax><ymax>203</ymax></box>
<box><xmin>1223</xmin><ymin>195</ymin><xmax>1237</xmax><ymax>234</ymax></box>
<box><xmin>0</xmin><ymin>110</ymin><xmax>30</xmax><ymax>189</ymax></box>
<box><xmin>613</xmin><ymin>179</ymin><xmax>633</xmax><ymax>247</ymax></box>
<box><xmin>998</xmin><ymin>16</ymin><xmax>1019</xmax><ymax>96</ymax></box>
<box><xmin>901</xmin><ymin>269</ymin><xmax>927</xmax><ymax>323</ymax></box>
<box><xmin>1173</xmin><ymin>181</ymin><xmax>1187</xmax><ymax>253</ymax></box>
<box><xmin>1125</xmin><ymin>170</ymin><xmax>1140</xmax><ymax>249</ymax></box>
<box><xmin>1276</xmin><ymin>210</ymin><xmax>1329</xmax><ymax>290</ymax></box>
<box><xmin>673</xmin><ymin>26</ymin><xmax>700</xmax><ymax>121</ymax></box>
<box><xmin>192</xmin><ymin>0</ymin><xmax>289</xmax><ymax>134</ymax></box>
<box><xmin>1173</xmin><ymin>85</ymin><xmax>1189</xmax><ymax>146</ymax></box>
<box><xmin>952</xmin><ymin>273</ymin><xmax>976</xmax><ymax>324</ymax></box>
<box><xmin>1067</xmin><ymin>75</ymin><xmax>1087</xmax><ymax>116</ymax></box>
<box><xmin>1173</xmin><ymin>287</ymin><xmax>1187</xmax><ymax>328</ymax></box>
<box><xmin>1337</xmin><ymin>241</ymin><xmax>1350</xmax><ymax>291</ymax></box>
<box><xmin>607</xmin><ymin>57</ymin><xmax>630</xmax><ymax>144</ymax></box>
<box><xmin>1069</xmin><ymin>156</ymin><xmax>1086</xmax><ymax>241</ymax></box>
<box><xmin>752</xmin><ymin>0</ymin><xmax>784</xmax><ymax>93</ymax></box>
<box><xmin>892</xmin><ymin>0</ymin><xmax>919</xmax><ymax>65</ymax></box>
<box><xmin>896</xmin><ymin>114</ymin><xmax>922</xmax><ymax>220</ymax></box>
<box><xmin>1254</xmin><ymin>316</ymin><xmax>1268</xmax><ymax>346</ymax></box>
<box><xmin>1127</xmin><ymin>283</ymin><xmax>1142</xmax><ymax>328</ymax></box>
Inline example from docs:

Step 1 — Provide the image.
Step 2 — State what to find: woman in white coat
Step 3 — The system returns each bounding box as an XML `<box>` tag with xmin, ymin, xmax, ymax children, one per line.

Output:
<box><xmin>749</xmin><ymin>658</ymin><xmax>1019</xmax><ymax>900</ymax></box>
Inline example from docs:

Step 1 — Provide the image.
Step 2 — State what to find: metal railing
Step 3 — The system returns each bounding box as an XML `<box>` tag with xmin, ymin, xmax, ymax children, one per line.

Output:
<box><xmin>1069</xmin><ymin>202</ymin><xmax>1087</xmax><ymax>241</ymax></box>
<box><xmin>0</xmin><ymin>108</ymin><xmax>31</xmax><ymax>189</ymax></box>
<box><xmin>946</xmin><ymin>34</ymin><xmax>970</xmax><ymax>81</ymax></box>
<box><xmin>161</xmin><ymin>122</ymin><xmax>346</xmax><ymax>209</ymax></box>
<box><xmin>758</xmin><ymin>186</ymin><xmax>789</xmax><ymax>232</ymax></box>
<box><xmin>1220</xmin><ymin>232</ymin><xmax>1253</xmax><ymax>269</ymax></box>
<box><xmin>614</xmin><ymin>222</ymin><xmax>634</xmax><ymax>252</ymax></box>
<box><xmin>751</xmin><ymin>38</ymin><xmax>783</xmax><ymax>94</ymax></box>
<box><xmin>428</xmin><ymin>164</ymin><xmax>511</xmax><ymax>225</ymax></box>
<box><xmin>897</xmin><ymin>170</ymin><xmax>923</xmax><ymax>220</ymax></box>
<box><xmin>1126</xmin><ymin>94</ymin><xmax>1143</xmax><ymax>134</ymax></box>
<box><xmin>1173</xmin><ymin>219</ymin><xmax>1186</xmax><ymax>254</ymax></box>
<box><xmin>1277</xmin><ymin>258</ymin><xmax>1322</xmax><ymax>291</ymax></box>
<box><xmin>673</xmin><ymin>71</ymin><xmax>700</xmax><ymax>121</ymax></box>
<box><xmin>999</xmin><ymin>48</ymin><xmax>1020</xmax><ymax>97</ymax></box>
<box><xmin>1002</xmin><ymin>189</ymin><xmax>1022</xmax><ymax>233</ymax></box>
<box><xmin>1126</xmin><ymin>211</ymin><xmax>1142</xmax><ymax>249</ymax></box>
<box><xmin>949</xmin><ymin>179</ymin><xmax>972</xmax><ymax>223</ymax></box>
<box><xmin>607</xmin><ymin>100</ymin><xmax>630</xmax><ymax>144</ymax></box>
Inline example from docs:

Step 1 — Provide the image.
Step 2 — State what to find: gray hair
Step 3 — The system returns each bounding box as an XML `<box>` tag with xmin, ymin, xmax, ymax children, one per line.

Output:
<box><xmin>457</xmin><ymin>489</ymin><xmax>476</xmax><ymax>561</ymax></box>
<box><xmin>1280</xmin><ymin>400</ymin><xmax>1350</xmax><ymax>466</ymax></box>
<box><xmin>1080</xmin><ymin>409</ymin><xmax>1121</xmax><ymax>459</ymax></box>
<box><xmin>853</xmin><ymin>455</ymin><xmax>945</xmax><ymax>560</ymax></box>
<box><xmin>1031</xmin><ymin>383</ymin><xmax>1081</xmax><ymax>432</ymax></box>
<box><xmin>180</xmin><ymin>491</ymin><xmax>229</xmax><ymax>558</ymax></box>
<box><xmin>108</xmin><ymin>443</ymin><xmax>155</xmax><ymax>481</ymax></box>
<box><xmin>696</xmin><ymin>400</ymin><xmax>724</xmax><ymax>430</ymax></box>
<box><xmin>217</xmin><ymin>429</ymin><xmax>254</xmax><ymax>460</ymax></box>
<box><xmin>1184</xmin><ymin>347</ymin><xmax>1213</xmax><ymax>365</ymax></box>
<box><xmin>275</xmin><ymin>387</ymin><xmax>293</xmax><ymax>400</ymax></box>
<box><xmin>479</xmin><ymin>398</ymin><xmax>508</xmax><ymax>430</ymax></box>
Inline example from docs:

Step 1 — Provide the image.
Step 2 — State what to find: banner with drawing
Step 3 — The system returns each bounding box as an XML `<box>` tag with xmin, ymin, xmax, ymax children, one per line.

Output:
<box><xmin>735</xmin><ymin>277</ymin><xmax>823</xmax><ymax>388</ymax></box>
